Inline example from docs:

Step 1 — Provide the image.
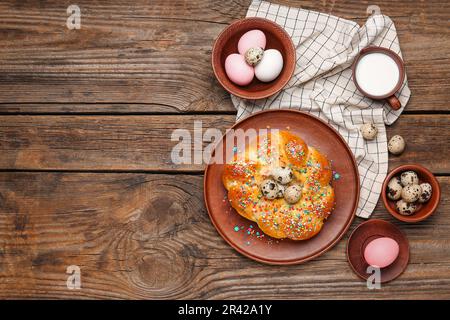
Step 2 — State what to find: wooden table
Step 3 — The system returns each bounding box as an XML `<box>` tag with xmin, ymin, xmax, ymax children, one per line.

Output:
<box><xmin>0</xmin><ymin>0</ymin><xmax>449</xmax><ymax>299</ymax></box>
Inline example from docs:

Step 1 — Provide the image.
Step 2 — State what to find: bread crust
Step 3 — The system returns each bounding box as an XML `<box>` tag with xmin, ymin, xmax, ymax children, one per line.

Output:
<box><xmin>222</xmin><ymin>130</ymin><xmax>335</xmax><ymax>240</ymax></box>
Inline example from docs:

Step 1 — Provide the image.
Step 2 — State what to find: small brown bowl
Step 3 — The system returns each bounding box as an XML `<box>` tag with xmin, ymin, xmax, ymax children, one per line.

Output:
<box><xmin>382</xmin><ymin>164</ymin><xmax>441</xmax><ymax>223</ymax></box>
<box><xmin>347</xmin><ymin>219</ymin><xmax>409</xmax><ymax>283</ymax></box>
<box><xmin>211</xmin><ymin>17</ymin><xmax>296</xmax><ymax>100</ymax></box>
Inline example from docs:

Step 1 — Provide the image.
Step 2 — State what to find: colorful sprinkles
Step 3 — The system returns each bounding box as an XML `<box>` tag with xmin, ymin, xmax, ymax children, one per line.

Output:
<box><xmin>333</xmin><ymin>170</ymin><xmax>341</xmax><ymax>180</ymax></box>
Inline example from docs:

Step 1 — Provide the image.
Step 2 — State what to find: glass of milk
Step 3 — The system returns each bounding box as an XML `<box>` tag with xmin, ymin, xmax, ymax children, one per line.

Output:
<box><xmin>352</xmin><ymin>47</ymin><xmax>405</xmax><ymax>110</ymax></box>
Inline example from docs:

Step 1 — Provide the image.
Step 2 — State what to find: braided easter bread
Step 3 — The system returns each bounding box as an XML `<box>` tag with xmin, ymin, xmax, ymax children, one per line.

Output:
<box><xmin>222</xmin><ymin>130</ymin><xmax>335</xmax><ymax>240</ymax></box>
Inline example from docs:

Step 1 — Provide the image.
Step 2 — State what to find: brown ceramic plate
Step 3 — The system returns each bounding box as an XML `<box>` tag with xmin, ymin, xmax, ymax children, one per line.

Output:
<box><xmin>347</xmin><ymin>219</ymin><xmax>409</xmax><ymax>283</ymax></box>
<box><xmin>204</xmin><ymin>109</ymin><xmax>360</xmax><ymax>265</ymax></box>
<box><xmin>212</xmin><ymin>17</ymin><xmax>296</xmax><ymax>99</ymax></box>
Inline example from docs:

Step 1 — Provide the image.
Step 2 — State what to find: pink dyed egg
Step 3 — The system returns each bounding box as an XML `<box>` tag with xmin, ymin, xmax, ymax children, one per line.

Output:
<box><xmin>364</xmin><ymin>237</ymin><xmax>400</xmax><ymax>268</ymax></box>
<box><xmin>224</xmin><ymin>53</ymin><xmax>254</xmax><ymax>86</ymax></box>
<box><xmin>237</xmin><ymin>29</ymin><xmax>266</xmax><ymax>55</ymax></box>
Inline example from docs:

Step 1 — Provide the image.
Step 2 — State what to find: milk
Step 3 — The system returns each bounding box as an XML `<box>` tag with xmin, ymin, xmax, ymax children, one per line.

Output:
<box><xmin>355</xmin><ymin>52</ymin><xmax>400</xmax><ymax>97</ymax></box>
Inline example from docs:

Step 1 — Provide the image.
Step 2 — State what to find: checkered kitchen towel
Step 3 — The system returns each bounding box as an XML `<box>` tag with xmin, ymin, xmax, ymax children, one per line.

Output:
<box><xmin>232</xmin><ymin>0</ymin><xmax>411</xmax><ymax>218</ymax></box>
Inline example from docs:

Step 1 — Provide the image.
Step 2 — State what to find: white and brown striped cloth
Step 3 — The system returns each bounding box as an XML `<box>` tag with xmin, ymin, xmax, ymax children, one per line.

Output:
<box><xmin>231</xmin><ymin>0</ymin><xmax>411</xmax><ymax>218</ymax></box>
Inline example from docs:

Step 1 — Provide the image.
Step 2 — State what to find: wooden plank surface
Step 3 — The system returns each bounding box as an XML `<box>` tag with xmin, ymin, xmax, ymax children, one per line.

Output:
<box><xmin>0</xmin><ymin>173</ymin><xmax>448</xmax><ymax>299</ymax></box>
<box><xmin>0</xmin><ymin>0</ymin><xmax>449</xmax><ymax>112</ymax></box>
<box><xmin>0</xmin><ymin>114</ymin><xmax>448</xmax><ymax>173</ymax></box>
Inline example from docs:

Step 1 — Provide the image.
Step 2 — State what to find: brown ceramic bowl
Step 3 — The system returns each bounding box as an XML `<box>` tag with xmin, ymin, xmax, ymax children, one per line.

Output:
<box><xmin>212</xmin><ymin>17</ymin><xmax>296</xmax><ymax>100</ymax></box>
<box><xmin>382</xmin><ymin>164</ymin><xmax>441</xmax><ymax>223</ymax></box>
<box><xmin>204</xmin><ymin>109</ymin><xmax>360</xmax><ymax>264</ymax></box>
<box><xmin>347</xmin><ymin>219</ymin><xmax>409</xmax><ymax>283</ymax></box>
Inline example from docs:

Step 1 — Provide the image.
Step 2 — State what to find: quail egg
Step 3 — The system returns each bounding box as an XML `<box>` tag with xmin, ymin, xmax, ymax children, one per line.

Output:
<box><xmin>271</xmin><ymin>167</ymin><xmax>294</xmax><ymax>185</ymax></box>
<box><xmin>396</xmin><ymin>199</ymin><xmax>418</xmax><ymax>216</ymax></box>
<box><xmin>401</xmin><ymin>184</ymin><xmax>422</xmax><ymax>203</ymax></box>
<box><xmin>388</xmin><ymin>135</ymin><xmax>406</xmax><ymax>155</ymax></box>
<box><xmin>360</xmin><ymin>123</ymin><xmax>378</xmax><ymax>140</ymax></box>
<box><xmin>276</xmin><ymin>183</ymin><xmax>285</xmax><ymax>198</ymax></box>
<box><xmin>418</xmin><ymin>182</ymin><xmax>432</xmax><ymax>203</ymax></box>
<box><xmin>386</xmin><ymin>176</ymin><xmax>403</xmax><ymax>200</ymax></box>
<box><xmin>244</xmin><ymin>47</ymin><xmax>264</xmax><ymax>66</ymax></box>
<box><xmin>400</xmin><ymin>171</ymin><xmax>419</xmax><ymax>186</ymax></box>
<box><xmin>260</xmin><ymin>179</ymin><xmax>279</xmax><ymax>200</ymax></box>
<box><xmin>284</xmin><ymin>184</ymin><xmax>302</xmax><ymax>204</ymax></box>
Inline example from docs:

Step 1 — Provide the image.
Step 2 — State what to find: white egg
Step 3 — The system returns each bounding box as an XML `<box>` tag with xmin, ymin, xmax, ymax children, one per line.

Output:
<box><xmin>254</xmin><ymin>49</ymin><xmax>284</xmax><ymax>82</ymax></box>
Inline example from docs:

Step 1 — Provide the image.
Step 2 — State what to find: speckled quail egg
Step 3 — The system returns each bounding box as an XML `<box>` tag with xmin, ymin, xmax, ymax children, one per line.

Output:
<box><xmin>401</xmin><ymin>184</ymin><xmax>422</xmax><ymax>203</ymax></box>
<box><xmin>260</xmin><ymin>179</ymin><xmax>279</xmax><ymax>200</ymax></box>
<box><xmin>386</xmin><ymin>176</ymin><xmax>403</xmax><ymax>200</ymax></box>
<box><xmin>396</xmin><ymin>199</ymin><xmax>418</xmax><ymax>216</ymax></box>
<box><xmin>360</xmin><ymin>122</ymin><xmax>378</xmax><ymax>140</ymax></box>
<box><xmin>400</xmin><ymin>171</ymin><xmax>419</xmax><ymax>186</ymax></box>
<box><xmin>271</xmin><ymin>167</ymin><xmax>294</xmax><ymax>185</ymax></box>
<box><xmin>244</xmin><ymin>47</ymin><xmax>264</xmax><ymax>66</ymax></box>
<box><xmin>388</xmin><ymin>135</ymin><xmax>406</xmax><ymax>155</ymax></box>
<box><xmin>418</xmin><ymin>182</ymin><xmax>432</xmax><ymax>203</ymax></box>
<box><xmin>284</xmin><ymin>184</ymin><xmax>302</xmax><ymax>204</ymax></box>
<box><xmin>276</xmin><ymin>183</ymin><xmax>285</xmax><ymax>198</ymax></box>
